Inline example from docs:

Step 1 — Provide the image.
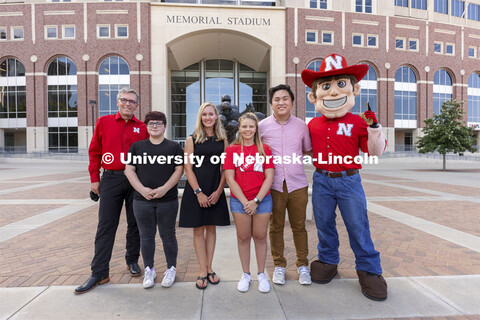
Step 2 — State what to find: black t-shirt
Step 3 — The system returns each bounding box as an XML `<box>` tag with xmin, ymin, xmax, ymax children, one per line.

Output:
<box><xmin>128</xmin><ymin>138</ymin><xmax>184</xmax><ymax>202</ymax></box>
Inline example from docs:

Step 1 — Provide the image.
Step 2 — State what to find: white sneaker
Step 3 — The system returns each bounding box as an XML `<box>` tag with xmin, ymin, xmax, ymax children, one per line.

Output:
<box><xmin>257</xmin><ymin>272</ymin><xmax>271</xmax><ymax>293</ymax></box>
<box><xmin>143</xmin><ymin>267</ymin><xmax>156</xmax><ymax>289</ymax></box>
<box><xmin>161</xmin><ymin>266</ymin><xmax>176</xmax><ymax>288</ymax></box>
<box><xmin>237</xmin><ymin>273</ymin><xmax>252</xmax><ymax>292</ymax></box>
<box><xmin>272</xmin><ymin>267</ymin><xmax>286</xmax><ymax>285</ymax></box>
<box><xmin>298</xmin><ymin>265</ymin><xmax>312</xmax><ymax>285</ymax></box>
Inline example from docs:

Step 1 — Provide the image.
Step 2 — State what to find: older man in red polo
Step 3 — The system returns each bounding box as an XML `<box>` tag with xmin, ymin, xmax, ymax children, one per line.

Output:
<box><xmin>75</xmin><ymin>87</ymin><xmax>148</xmax><ymax>294</ymax></box>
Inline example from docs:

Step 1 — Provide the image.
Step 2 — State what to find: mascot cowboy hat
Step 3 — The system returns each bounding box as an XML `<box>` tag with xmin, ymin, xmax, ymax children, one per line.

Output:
<box><xmin>301</xmin><ymin>53</ymin><xmax>369</xmax><ymax>88</ymax></box>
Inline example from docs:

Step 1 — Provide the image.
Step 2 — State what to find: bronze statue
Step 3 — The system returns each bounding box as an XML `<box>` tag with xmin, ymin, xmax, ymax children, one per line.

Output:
<box><xmin>217</xmin><ymin>94</ymin><xmax>266</xmax><ymax>143</ymax></box>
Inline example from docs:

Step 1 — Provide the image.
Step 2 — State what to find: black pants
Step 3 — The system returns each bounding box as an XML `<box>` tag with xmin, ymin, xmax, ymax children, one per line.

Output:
<box><xmin>133</xmin><ymin>199</ymin><xmax>178</xmax><ymax>269</ymax></box>
<box><xmin>91</xmin><ymin>173</ymin><xmax>140</xmax><ymax>278</ymax></box>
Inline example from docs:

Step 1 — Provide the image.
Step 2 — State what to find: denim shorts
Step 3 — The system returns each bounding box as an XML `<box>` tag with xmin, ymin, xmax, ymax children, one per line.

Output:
<box><xmin>230</xmin><ymin>194</ymin><xmax>272</xmax><ymax>214</ymax></box>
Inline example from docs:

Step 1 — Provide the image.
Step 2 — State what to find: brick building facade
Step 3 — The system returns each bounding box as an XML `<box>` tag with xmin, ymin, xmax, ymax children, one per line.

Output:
<box><xmin>1</xmin><ymin>0</ymin><xmax>479</xmax><ymax>153</ymax></box>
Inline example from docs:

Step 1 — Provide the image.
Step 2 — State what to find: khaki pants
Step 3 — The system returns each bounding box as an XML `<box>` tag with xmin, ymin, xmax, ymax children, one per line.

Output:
<box><xmin>269</xmin><ymin>182</ymin><xmax>309</xmax><ymax>268</ymax></box>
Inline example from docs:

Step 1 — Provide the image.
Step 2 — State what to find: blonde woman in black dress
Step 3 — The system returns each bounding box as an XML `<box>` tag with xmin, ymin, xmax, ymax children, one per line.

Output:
<box><xmin>179</xmin><ymin>102</ymin><xmax>230</xmax><ymax>289</ymax></box>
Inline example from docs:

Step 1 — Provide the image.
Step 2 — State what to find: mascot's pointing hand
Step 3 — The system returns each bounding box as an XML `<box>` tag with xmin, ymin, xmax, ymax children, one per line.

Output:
<box><xmin>360</xmin><ymin>102</ymin><xmax>378</xmax><ymax>127</ymax></box>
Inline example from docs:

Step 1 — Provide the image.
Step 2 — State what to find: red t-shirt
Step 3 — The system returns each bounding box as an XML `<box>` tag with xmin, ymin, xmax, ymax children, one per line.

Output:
<box><xmin>88</xmin><ymin>112</ymin><xmax>148</xmax><ymax>183</ymax></box>
<box><xmin>223</xmin><ymin>143</ymin><xmax>274</xmax><ymax>200</ymax></box>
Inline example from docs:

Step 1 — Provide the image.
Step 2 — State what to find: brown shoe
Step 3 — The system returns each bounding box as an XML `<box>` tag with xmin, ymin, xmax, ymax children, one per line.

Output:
<box><xmin>310</xmin><ymin>260</ymin><xmax>338</xmax><ymax>284</ymax></box>
<box><xmin>357</xmin><ymin>270</ymin><xmax>388</xmax><ymax>301</ymax></box>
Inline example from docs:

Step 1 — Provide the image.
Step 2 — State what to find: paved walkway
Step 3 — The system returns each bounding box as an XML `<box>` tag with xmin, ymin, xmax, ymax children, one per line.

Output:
<box><xmin>0</xmin><ymin>157</ymin><xmax>479</xmax><ymax>319</ymax></box>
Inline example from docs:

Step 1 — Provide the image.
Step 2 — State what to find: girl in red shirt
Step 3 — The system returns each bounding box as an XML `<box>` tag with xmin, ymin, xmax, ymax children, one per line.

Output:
<box><xmin>223</xmin><ymin>113</ymin><xmax>274</xmax><ymax>293</ymax></box>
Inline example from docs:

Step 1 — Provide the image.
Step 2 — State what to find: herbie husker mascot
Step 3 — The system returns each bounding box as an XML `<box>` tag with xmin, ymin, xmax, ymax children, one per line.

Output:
<box><xmin>301</xmin><ymin>53</ymin><xmax>388</xmax><ymax>301</ymax></box>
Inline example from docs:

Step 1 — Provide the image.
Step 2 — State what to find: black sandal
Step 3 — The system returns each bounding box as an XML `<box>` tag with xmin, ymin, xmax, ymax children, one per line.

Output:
<box><xmin>207</xmin><ymin>272</ymin><xmax>220</xmax><ymax>285</ymax></box>
<box><xmin>196</xmin><ymin>276</ymin><xmax>208</xmax><ymax>289</ymax></box>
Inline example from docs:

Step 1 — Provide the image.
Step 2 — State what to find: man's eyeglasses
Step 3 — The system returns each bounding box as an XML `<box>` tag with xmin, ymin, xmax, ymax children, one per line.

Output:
<box><xmin>147</xmin><ymin>121</ymin><xmax>164</xmax><ymax>128</ymax></box>
<box><xmin>118</xmin><ymin>98</ymin><xmax>138</xmax><ymax>105</ymax></box>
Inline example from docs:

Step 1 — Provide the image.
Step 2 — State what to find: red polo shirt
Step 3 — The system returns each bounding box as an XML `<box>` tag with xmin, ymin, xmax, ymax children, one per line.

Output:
<box><xmin>308</xmin><ymin>113</ymin><xmax>369</xmax><ymax>172</ymax></box>
<box><xmin>88</xmin><ymin>112</ymin><xmax>148</xmax><ymax>183</ymax></box>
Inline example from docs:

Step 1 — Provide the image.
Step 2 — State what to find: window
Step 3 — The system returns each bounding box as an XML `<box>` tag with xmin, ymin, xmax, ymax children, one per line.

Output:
<box><xmin>367</xmin><ymin>34</ymin><xmax>377</xmax><ymax>47</ymax></box>
<box><xmin>434</xmin><ymin>42</ymin><xmax>443</xmax><ymax>53</ymax></box>
<box><xmin>0</xmin><ymin>27</ymin><xmax>6</xmax><ymax>40</ymax></box>
<box><xmin>47</xmin><ymin>57</ymin><xmax>78</xmax><ymax>153</ymax></box>
<box><xmin>468</xmin><ymin>73</ymin><xmax>480</xmax><ymax>122</ymax></box>
<box><xmin>469</xmin><ymin>47</ymin><xmax>476</xmax><ymax>58</ymax></box>
<box><xmin>433</xmin><ymin>69</ymin><xmax>452</xmax><ymax>115</ymax></box>
<box><xmin>394</xmin><ymin>66</ymin><xmax>417</xmax><ymax>122</ymax></box>
<box><xmin>62</xmin><ymin>25</ymin><xmax>75</xmax><ymax>39</ymax></box>
<box><xmin>12</xmin><ymin>27</ymin><xmax>24</xmax><ymax>40</ymax></box>
<box><xmin>97</xmin><ymin>25</ymin><xmax>110</xmax><ymax>38</ymax></box>
<box><xmin>238</xmin><ymin>63</ymin><xmax>267</xmax><ymax>117</ymax></box>
<box><xmin>98</xmin><ymin>56</ymin><xmax>130</xmax><ymax>116</ymax></box>
<box><xmin>45</xmin><ymin>26</ymin><xmax>58</xmax><ymax>39</ymax></box>
<box><xmin>412</xmin><ymin>0</ymin><xmax>427</xmax><ymax>9</ymax></box>
<box><xmin>409</xmin><ymin>39</ymin><xmax>418</xmax><ymax>51</ymax></box>
<box><xmin>434</xmin><ymin>0</ymin><xmax>448</xmax><ymax>14</ymax></box>
<box><xmin>115</xmin><ymin>25</ymin><xmax>128</xmax><ymax>38</ymax></box>
<box><xmin>0</xmin><ymin>58</ymin><xmax>26</xmax><ymax>119</ymax></box>
<box><xmin>395</xmin><ymin>0</ymin><xmax>408</xmax><ymax>7</ymax></box>
<box><xmin>451</xmin><ymin>0</ymin><xmax>465</xmax><ymax>17</ymax></box>
<box><xmin>47</xmin><ymin>57</ymin><xmax>77</xmax><ymax>118</ymax></box>
<box><xmin>305</xmin><ymin>60</ymin><xmax>323</xmax><ymax>121</ymax></box>
<box><xmin>352</xmin><ymin>34</ymin><xmax>363</xmax><ymax>46</ymax></box>
<box><xmin>310</xmin><ymin>0</ymin><xmax>327</xmax><ymax>9</ymax></box>
<box><xmin>445</xmin><ymin>43</ymin><xmax>454</xmax><ymax>55</ymax></box>
<box><xmin>48</xmin><ymin>127</ymin><xmax>78</xmax><ymax>153</ymax></box>
<box><xmin>395</xmin><ymin>37</ymin><xmax>405</xmax><ymax>49</ymax></box>
<box><xmin>322</xmin><ymin>31</ymin><xmax>333</xmax><ymax>44</ymax></box>
<box><xmin>356</xmin><ymin>0</ymin><xmax>362</xmax><ymax>12</ymax></box>
<box><xmin>306</xmin><ymin>31</ymin><xmax>317</xmax><ymax>43</ymax></box>
<box><xmin>356</xmin><ymin>0</ymin><xmax>372</xmax><ymax>13</ymax></box>
<box><xmin>164</xmin><ymin>0</ymin><xmax>274</xmax><ymax>4</ymax></box>
<box><xmin>354</xmin><ymin>64</ymin><xmax>378</xmax><ymax>115</ymax></box>
<box><xmin>468</xmin><ymin>3</ymin><xmax>480</xmax><ymax>21</ymax></box>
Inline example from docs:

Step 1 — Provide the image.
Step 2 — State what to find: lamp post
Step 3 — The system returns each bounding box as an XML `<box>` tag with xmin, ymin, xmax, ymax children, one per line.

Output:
<box><xmin>89</xmin><ymin>100</ymin><xmax>96</xmax><ymax>134</ymax></box>
<box><xmin>292</xmin><ymin>57</ymin><xmax>300</xmax><ymax>117</ymax></box>
<box><xmin>424</xmin><ymin>66</ymin><xmax>430</xmax><ymax>121</ymax></box>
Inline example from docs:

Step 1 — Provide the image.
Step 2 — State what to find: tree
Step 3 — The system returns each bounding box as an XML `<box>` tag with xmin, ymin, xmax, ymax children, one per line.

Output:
<box><xmin>416</xmin><ymin>99</ymin><xmax>477</xmax><ymax>171</ymax></box>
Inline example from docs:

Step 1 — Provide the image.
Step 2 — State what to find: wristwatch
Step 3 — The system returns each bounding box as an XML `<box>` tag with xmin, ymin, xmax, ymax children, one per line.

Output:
<box><xmin>194</xmin><ymin>188</ymin><xmax>202</xmax><ymax>195</ymax></box>
<box><xmin>253</xmin><ymin>197</ymin><xmax>261</xmax><ymax>205</ymax></box>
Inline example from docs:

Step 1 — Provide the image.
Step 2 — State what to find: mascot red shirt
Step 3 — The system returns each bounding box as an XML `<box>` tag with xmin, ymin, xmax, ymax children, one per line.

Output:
<box><xmin>301</xmin><ymin>53</ymin><xmax>388</xmax><ymax>302</ymax></box>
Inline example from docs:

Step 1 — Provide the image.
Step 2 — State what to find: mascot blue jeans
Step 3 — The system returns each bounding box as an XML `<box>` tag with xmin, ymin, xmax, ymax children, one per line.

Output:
<box><xmin>312</xmin><ymin>170</ymin><xmax>382</xmax><ymax>275</ymax></box>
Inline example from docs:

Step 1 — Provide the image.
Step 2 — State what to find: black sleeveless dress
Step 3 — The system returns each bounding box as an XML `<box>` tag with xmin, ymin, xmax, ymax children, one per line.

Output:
<box><xmin>179</xmin><ymin>136</ymin><xmax>230</xmax><ymax>227</ymax></box>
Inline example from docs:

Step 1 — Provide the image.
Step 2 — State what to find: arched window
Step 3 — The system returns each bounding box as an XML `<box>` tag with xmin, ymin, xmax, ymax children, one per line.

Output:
<box><xmin>47</xmin><ymin>56</ymin><xmax>78</xmax><ymax>153</ymax></box>
<box><xmin>354</xmin><ymin>64</ymin><xmax>377</xmax><ymax>115</ymax></box>
<box><xmin>98</xmin><ymin>56</ymin><xmax>130</xmax><ymax>116</ymax></box>
<box><xmin>433</xmin><ymin>69</ymin><xmax>452</xmax><ymax>114</ymax></box>
<box><xmin>0</xmin><ymin>58</ymin><xmax>26</xmax><ymax>120</ymax></box>
<box><xmin>305</xmin><ymin>60</ymin><xmax>322</xmax><ymax>122</ymax></box>
<box><xmin>468</xmin><ymin>73</ymin><xmax>480</xmax><ymax>123</ymax></box>
<box><xmin>47</xmin><ymin>57</ymin><xmax>77</xmax><ymax>118</ymax></box>
<box><xmin>394</xmin><ymin>66</ymin><xmax>417</xmax><ymax>127</ymax></box>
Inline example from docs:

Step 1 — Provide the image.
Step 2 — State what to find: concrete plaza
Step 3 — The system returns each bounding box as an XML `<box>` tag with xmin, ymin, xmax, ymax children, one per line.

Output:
<box><xmin>0</xmin><ymin>156</ymin><xmax>479</xmax><ymax>319</ymax></box>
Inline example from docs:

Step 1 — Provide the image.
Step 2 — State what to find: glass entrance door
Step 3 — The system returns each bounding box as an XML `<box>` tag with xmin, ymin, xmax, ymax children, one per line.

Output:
<box><xmin>170</xmin><ymin>59</ymin><xmax>267</xmax><ymax>143</ymax></box>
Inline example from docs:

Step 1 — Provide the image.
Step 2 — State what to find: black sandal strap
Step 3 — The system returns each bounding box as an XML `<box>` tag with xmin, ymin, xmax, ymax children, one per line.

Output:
<box><xmin>195</xmin><ymin>276</ymin><xmax>208</xmax><ymax>289</ymax></box>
